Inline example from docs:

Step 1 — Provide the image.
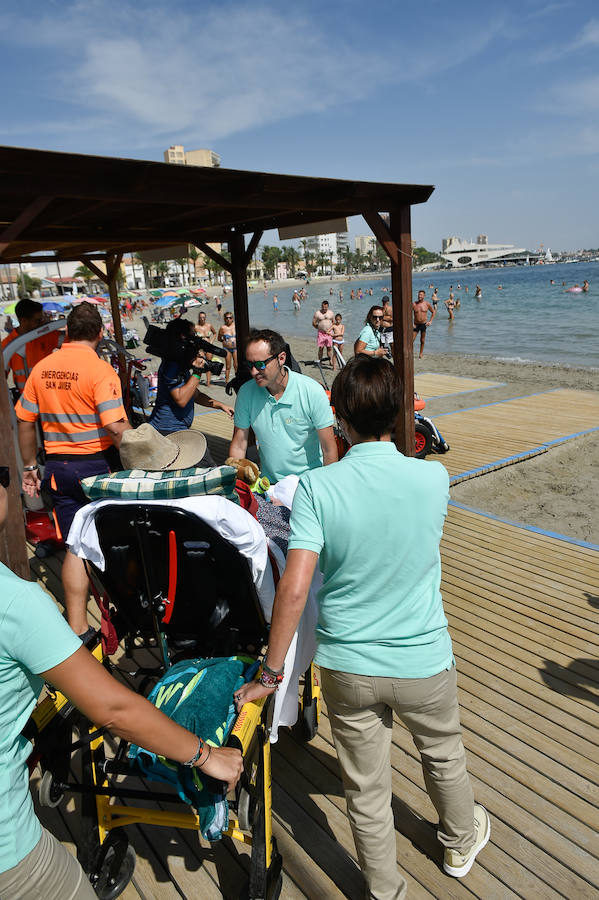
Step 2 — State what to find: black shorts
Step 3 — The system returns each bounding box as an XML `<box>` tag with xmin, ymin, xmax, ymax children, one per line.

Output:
<box><xmin>413</xmin><ymin>322</ymin><xmax>427</xmax><ymax>334</ymax></box>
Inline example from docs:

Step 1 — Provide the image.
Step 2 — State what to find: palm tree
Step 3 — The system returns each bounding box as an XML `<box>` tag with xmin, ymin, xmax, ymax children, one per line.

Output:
<box><xmin>74</xmin><ymin>264</ymin><xmax>96</xmax><ymax>293</ymax></box>
<box><xmin>188</xmin><ymin>246</ymin><xmax>199</xmax><ymax>285</ymax></box>
<box><xmin>315</xmin><ymin>252</ymin><xmax>328</xmax><ymax>275</ymax></box>
<box><xmin>156</xmin><ymin>261</ymin><xmax>169</xmax><ymax>287</ymax></box>
<box><xmin>342</xmin><ymin>247</ymin><xmax>353</xmax><ymax>275</ymax></box>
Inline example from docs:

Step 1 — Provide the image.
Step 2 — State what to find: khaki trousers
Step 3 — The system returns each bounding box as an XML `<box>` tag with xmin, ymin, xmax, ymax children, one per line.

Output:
<box><xmin>0</xmin><ymin>827</ymin><xmax>96</xmax><ymax>900</ymax></box>
<box><xmin>321</xmin><ymin>665</ymin><xmax>475</xmax><ymax>900</ymax></box>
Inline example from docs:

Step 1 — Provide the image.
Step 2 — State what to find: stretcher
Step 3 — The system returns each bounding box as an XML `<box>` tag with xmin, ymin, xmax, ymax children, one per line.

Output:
<box><xmin>25</xmin><ymin>498</ymin><xmax>322</xmax><ymax>899</ymax></box>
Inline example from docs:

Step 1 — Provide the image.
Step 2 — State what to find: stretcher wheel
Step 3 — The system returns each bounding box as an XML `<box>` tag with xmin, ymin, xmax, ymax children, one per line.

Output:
<box><xmin>94</xmin><ymin>843</ymin><xmax>136</xmax><ymax>900</ymax></box>
<box><xmin>38</xmin><ymin>770</ymin><xmax>64</xmax><ymax>808</ymax></box>
<box><xmin>300</xmin><ymin>698</ymin><xmax>319</xmax><ymax>742</ymax></box>
<box><xmin>237</xmin><ymin>785</ymin><xmax>252</xmax><ymax>833</ymax></box>
<box><xmin>414</xmin><ymin>422</ymin><xmax>433</xmax><ymax>459</ymax></box>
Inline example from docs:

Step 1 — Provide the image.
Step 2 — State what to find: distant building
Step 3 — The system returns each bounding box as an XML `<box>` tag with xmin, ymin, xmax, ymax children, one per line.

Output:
<box><xmin>163</xmin><ymin>145</ymin><xmax>221</xmax><ymax>168</ymax></box>
<box><xmin>354</xmin><ymin>235</ymin><xmax>376</xmax><ymax>255</ymax></box>
<box><xmin>440</xmin><ymin>235</ymin><xmax>528</xmax><ymax>268</ymax></box>
<box><xmin>304</xmin><ymin>231</ymin><xmax>349</xmax><ymax>265</ymax></box>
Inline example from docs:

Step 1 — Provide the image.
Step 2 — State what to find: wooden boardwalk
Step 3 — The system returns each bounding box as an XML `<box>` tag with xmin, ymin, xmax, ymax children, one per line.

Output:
<box><xmin>27</xmin><ymin>378</ymin><xmax>599</xmax><ymax>897</ymax></box>
<box><xmin>414</xmin><ymin>373</ymin><xmax>505</xmax><ymax>400</ymax></box>
<box><xmin>433</xmin><ymin>388</ymin><xmax>599</xmax><ymax>483</ymax></box>
<box><xmin>30</xmin><ymin>500</ymin><xmax>599</xmax><ymax>899</ymax></box>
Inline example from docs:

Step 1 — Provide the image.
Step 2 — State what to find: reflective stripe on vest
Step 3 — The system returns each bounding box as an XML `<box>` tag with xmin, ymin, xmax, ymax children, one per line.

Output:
<box><xmin>40</xmin><ymin>411</ymin><xmax>103</xmax><ymax>425</ymax></box>
<box><xmin>19</xmin><ymin>396</ymin><xmax>39</xmax><ymax>414</ymax></box>
<box><xmin>43</xmin><ymin>428</ymin><xmax>108</xmax><ymax>443</ymax></box>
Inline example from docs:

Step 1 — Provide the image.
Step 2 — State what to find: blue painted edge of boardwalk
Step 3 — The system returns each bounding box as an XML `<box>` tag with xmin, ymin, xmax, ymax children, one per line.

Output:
<box><xmin>448</xmin><ymin>500</ymin><xmax>599</xmax><ymax>552</ymax></box>
<box><xmin>449</xmin><ymin>423</ymin><xmax>599</xmax><ymax>484</ymax></box>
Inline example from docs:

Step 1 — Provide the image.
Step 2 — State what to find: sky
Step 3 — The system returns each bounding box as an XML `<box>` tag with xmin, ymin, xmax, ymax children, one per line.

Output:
<box><xmin>2</xmin><ymin>0</ymin><xmax>598</xmax><ymax>253</ymax></box>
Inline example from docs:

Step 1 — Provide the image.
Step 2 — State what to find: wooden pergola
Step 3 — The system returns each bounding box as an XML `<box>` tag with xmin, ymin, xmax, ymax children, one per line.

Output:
<box><xmin>0</xmin><ymin>144</ymin><xmax>434</xmax><ymax>575</ymax></box>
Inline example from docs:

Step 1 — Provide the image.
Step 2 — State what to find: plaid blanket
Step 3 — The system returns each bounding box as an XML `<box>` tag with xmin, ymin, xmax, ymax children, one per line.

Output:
<box><xmin>80</xmin><ymin>465</ymin><xmax>239</xmax><ymax>503</ymax></box>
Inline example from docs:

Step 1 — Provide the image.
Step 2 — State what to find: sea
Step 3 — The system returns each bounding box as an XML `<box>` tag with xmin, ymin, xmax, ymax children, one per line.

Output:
<box><xmin>244</xmin><ymin>261</ymin><xmax>599</xmax><ymax>369</ymax></box>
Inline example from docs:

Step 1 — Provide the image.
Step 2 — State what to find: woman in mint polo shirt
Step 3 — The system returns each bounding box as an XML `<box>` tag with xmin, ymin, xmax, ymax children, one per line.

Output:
<box><xmin>0</xmin><ymin>473</ymin><xmax>242</xmax><ymax>899</ymax></box>
<box><xmin>235</xmin><ymin>356</ymin><xmax>490</xmax><ymax>899</ymax></box>
<box><xmin>353</xmin><ymin>305</ymin><xmax>388</xmax><ymax>358</ymax></box>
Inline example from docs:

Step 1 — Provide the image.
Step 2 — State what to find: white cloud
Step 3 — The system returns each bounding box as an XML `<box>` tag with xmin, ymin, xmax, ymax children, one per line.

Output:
<box><xmin>549</xmin><ymin>74</ymin><xmax>599</xmax><ymax>114</ymax></box>
<box><xmin>0</xmin><ymin>0</ymin><xmax>513</xmax><ymax>152</ymax></box>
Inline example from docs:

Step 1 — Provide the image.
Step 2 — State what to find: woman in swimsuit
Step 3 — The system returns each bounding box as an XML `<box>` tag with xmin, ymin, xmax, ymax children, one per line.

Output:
<box><xmin>218</xmin><ymin>311</ymin><xmax>237</xmax><ymax>380</ymax></box>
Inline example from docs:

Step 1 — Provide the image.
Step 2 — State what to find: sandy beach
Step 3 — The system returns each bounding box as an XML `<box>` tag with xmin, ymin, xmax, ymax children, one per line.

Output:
<box><xmin>126</xmin><ymin>311</ymin><xmax>599</xmax><ymax>545</ymax></box>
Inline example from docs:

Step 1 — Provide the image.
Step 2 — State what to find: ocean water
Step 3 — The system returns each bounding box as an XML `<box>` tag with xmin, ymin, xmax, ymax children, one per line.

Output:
<box><xmin>243</xmin><ymin>261</ymin><xmax>599</xmax><ymax>368</ymax></box>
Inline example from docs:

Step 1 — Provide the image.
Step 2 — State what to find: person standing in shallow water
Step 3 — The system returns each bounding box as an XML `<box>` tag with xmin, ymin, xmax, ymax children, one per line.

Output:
<box><xmin>413</xmin><ymin>289</ymin><xmax>436</xmax><ymax>358</ymax></box>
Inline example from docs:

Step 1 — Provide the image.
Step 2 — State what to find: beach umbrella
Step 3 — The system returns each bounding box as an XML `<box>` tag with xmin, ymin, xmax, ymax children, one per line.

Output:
<box><xmin>118</xmin><ymin>291</ymin><xmax>135</xmax><ymax>299</ymax></box>
<box><xmin>72</xmin><ymin>296</ymin><xmax>103</xmax><ymax>305</ymax></box>
<box><xmin>43</xmin><ymin>301</ymin><xmax>69</xmax><ymax>313</ymax></box>
<box><xmin>148</xmin><ymin>289</ymin><xmax>163</xmax><ymax>297</ymax></box>
<box><xmin>1</xmin><ymin>301</ymin><xmax>17</xmax><ymax>315</ymax></box>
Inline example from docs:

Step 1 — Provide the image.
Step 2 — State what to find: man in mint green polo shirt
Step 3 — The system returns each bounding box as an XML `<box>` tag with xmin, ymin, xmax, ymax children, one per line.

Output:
<box><xmin>229</xmin><ymin>329</ymin><xmax>337</xmax><ymax>483</ymax></box>
<box><xmin>234</xmin><ymin>356</ymin><xmax>490</xmax><ymax>899</ymax></box>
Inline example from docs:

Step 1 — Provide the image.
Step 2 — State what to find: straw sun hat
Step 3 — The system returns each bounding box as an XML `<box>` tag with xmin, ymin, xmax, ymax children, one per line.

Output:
<box><xmin>120</xmin><ymin>423</ymin><xmax>207</xmax><ymax>471</ymax></box>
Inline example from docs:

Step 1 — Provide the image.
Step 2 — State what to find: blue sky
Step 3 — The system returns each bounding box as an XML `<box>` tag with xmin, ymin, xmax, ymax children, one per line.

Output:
<box><xmin>2</xmin><ymin>0</ymin><xmax>598</xmax><ymax>252</ymax></box>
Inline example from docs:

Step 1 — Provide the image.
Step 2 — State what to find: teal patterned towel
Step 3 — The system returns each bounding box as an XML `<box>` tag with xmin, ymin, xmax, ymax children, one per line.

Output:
<box><xmin>129</xmin><ymin>655</ymin><xmax>258</xmax><ymax>840</ymax></box>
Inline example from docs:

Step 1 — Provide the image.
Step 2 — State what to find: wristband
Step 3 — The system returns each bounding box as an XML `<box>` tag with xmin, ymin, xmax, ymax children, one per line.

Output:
<box><xmin>183</xmin><ymin>737</ymin><xmax>206</xmax><ymax>766</ymax></box>
<box><xmin>192</xmin><ymin>372</ymin><xmax>202</xmax><ymax>380</ymax></box>
<box><xmin>259</xmin><ymin>668</ymin><xmax>284</xmax><ymax>690</ymax></box>
<box><xmin>262</xmin><ymin>659</ymin><xmax>284</xmax><ymax>678</ymax></box>
<box><xmin>196</xmin><ymin>744</ymin><xmax>212</xmax><ymax>768</ymax></box>
<box><xmin>23</xmin><ymin>465</ymin><xmax>39</xmax><ymax>472</ymax></box>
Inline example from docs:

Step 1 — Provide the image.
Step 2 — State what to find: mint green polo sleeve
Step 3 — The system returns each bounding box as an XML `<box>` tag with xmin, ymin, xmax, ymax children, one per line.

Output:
<box><xmin>7</xmin><ymin>583</ymin><xmax>82</xmax><ymax>675</ymax></box>
<box><xmin>309</xmin><ymin>380</ymin><xmax>334</xmax><ymax>430</ymax></box>
<box><xmin>233</xmin><ymin>381</ymin><xmax>252</xmax><ymax>429</ymax></box>
<box><xmin>288</xmin><ymin>475</ymin><xmax>324</xmax><ymax>553</ymax></box>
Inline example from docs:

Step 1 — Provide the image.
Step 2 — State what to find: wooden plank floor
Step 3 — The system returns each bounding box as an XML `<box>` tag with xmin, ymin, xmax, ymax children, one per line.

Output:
<box><xmin>29</xmin><ymin>499</ymin><xmax>599</xmax><ymax>898</ymax></box>
<box><xmin>414</xmin><ymin>373</ymin><xmax>505</xmax><ymax>400</ymax></box>
<box><xmin>432</xmin><ymin>388</ymin><xmax>599</xmax><ymax>483</ymax></box>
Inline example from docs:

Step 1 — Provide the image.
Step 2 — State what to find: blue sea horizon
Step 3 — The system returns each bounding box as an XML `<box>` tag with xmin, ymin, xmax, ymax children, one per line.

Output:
<box><xmin>242</xmin><ymin>261</ymin><xmax>599</xmax><ymax>369</ymax></box>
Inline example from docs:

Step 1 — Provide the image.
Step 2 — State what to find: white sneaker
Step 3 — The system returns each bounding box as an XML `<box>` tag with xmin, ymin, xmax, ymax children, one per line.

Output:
<box><xmin>443</xmin><ymin>804</ymin><xmax>491</xmax><ymax>878</ymax></box>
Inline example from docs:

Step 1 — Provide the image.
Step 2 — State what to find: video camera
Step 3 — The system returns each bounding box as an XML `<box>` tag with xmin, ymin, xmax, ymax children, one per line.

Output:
<box><xmin>143</xmin><ymin>323</ymin><xmax>226</xmax><ymax>376</ymax></box>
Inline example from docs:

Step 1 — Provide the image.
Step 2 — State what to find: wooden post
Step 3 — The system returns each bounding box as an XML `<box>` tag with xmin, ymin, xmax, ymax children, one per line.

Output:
<box><xmin>81</xmin><ymin>253</ymin><xmax>126</xmax><ymax>384</ymax></box>
<box><xmin>389</xmin><ymin>206</ymin><xmax>415</xmax><ymax>456</ymax></box>
<box><xmin>106</xmin><ymin>252</ymin><xmax>125</xmax><ymax>348</ymax></box>
<box><xmin>229</xmin><ymin>232</ymin><xmax>250</xmax><ymax>351</ymax></box>
<box><xmin>0</xmin><ymin>364</ymin><xmax>30</xmax><ymax>580</ymax></box>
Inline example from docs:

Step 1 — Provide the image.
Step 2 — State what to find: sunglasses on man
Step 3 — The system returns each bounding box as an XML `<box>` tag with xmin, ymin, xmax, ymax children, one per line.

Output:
<box><xmin>248</xmin><ymin>354</ymin><xmax>278</xmax><ymax>372</ymax></box>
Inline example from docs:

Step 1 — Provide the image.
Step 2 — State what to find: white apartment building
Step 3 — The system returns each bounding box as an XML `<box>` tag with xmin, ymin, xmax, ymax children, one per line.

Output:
<box><xmin>163</xmin><ymin>146</ymin><xmax>221</xmax><ymax>168</ymax></box>
<box><xmin>304</xmin><ymin>232</ymin><xmax>349</xmax><ymax>264</ymax></box>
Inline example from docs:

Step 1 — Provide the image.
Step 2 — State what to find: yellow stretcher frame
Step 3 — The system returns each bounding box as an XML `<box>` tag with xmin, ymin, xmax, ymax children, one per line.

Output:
<box><xmin>28</xmin><ymin>641</ymin><xmax>283</xmax><ymax>899</ymax></box>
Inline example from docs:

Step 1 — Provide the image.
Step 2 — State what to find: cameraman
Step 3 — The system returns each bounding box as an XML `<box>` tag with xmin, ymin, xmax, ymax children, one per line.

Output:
<box><xmin>149</xmin><ymin>319</ymin><xmax>234</xmax><ymax>452</ymax></box>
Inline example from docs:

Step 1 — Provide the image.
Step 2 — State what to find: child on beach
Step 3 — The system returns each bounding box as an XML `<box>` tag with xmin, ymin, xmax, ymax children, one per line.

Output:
<box><xmin>330</xmin><ymin>313</ymin><xmax>345</xmax><ymax>369</ymax></box>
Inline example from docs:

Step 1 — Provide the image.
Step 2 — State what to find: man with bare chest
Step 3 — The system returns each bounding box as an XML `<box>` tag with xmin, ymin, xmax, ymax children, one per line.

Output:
<box><xmin>194</xmin><ymin>310</ymin><xmax>217</xmax><ymax>386</ymax></box>
<box><xmin>413</xmin><ymin>290</ymin><xmax>436</xmax><ymax>359</ymax></box>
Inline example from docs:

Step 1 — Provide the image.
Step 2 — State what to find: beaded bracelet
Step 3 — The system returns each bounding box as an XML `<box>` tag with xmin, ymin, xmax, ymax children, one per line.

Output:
<box><xmin>259</xmin><ymin>668</ymin><xmax>284</xmax><ymax>690</ymax></box>
<box><xmin>262</xmin><ymin>659</ymin><xmax>284</xmax><ymax>678</ymax></box>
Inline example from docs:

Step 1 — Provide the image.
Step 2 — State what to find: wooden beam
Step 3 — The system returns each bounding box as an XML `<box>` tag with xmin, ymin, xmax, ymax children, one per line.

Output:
<box><xmin>0</xmin><ymin>195</ymin><xmax>54</xmax><ymax>254</ymax></box>
<box><xmin>362</xmin><ymin>212</ymin><xmax>398</xmax><ymax>265</ymax></box>
<box><xmin>0</xmin><ymin>364</ymin><xmax>30</xmax><ymax>579</ymax></box>
<box><xmin>388</xmin><ymin>207</ymin><xmax>415</xmax><ymax>457</ymax></box>
<box><xmin>243</xmin><ymin>231</ymin><xmax>263</xmax><ymax>268</ymax></box>
<box><xmin>229</xmin><ymin>233</ymin><xmax>250</xmax><ymax>355</ymax></box>
<box><xmin>195</xmin><ymin>241</ymin><xmax>233</xmax><ymax>274</ymax></box>
<box><xmin>79</xmin><ymin>257</ymin><xmax>109</xmax><ymax>283</ymax></box>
